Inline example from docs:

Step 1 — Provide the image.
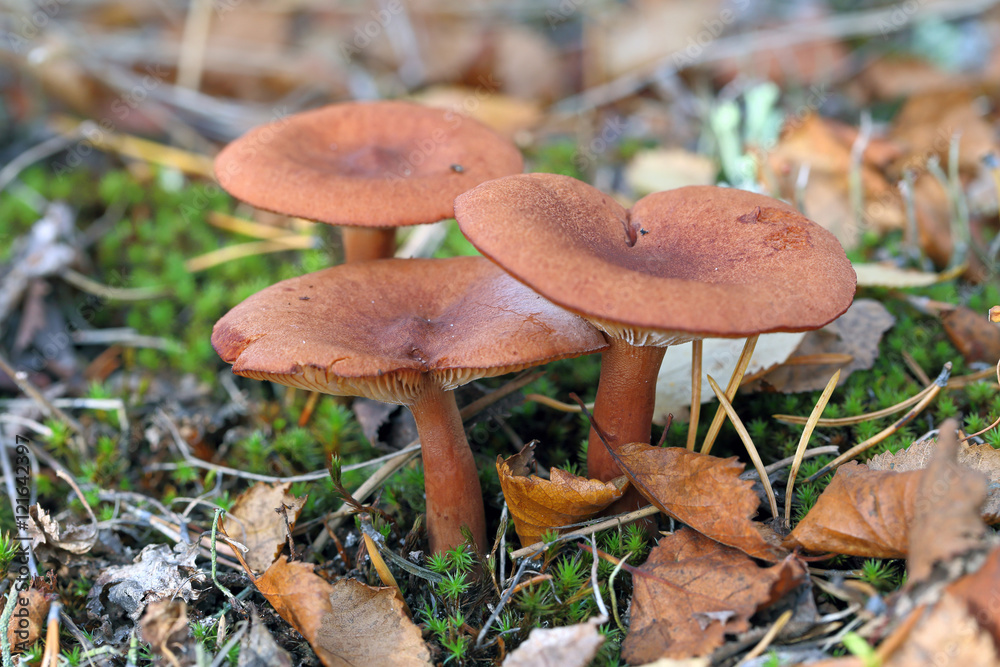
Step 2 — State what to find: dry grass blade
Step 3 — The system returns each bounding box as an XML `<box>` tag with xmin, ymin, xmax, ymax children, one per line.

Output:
<box><xmin>785</xmin><ymin>369</ymin><xmax>841</xmax><ymax>526</ymax></box>
<box><xmin>523</xmin><ymin>394</ymin><xmax>592</xmax><ymax>412</ymax></box>
<box><xmin>51</xmin><ymin>116</ymin><xmax>216</xmax><ymax>177</ymax></box>
<box><xmin>774</xmin><ymin>382</ymin><xmax>932</xmax><ymax>426</ymax></box>
<box><xmin>806</xmin><ymin>362</ymin><xmax>952</xmax><ymax>482</ymax></box>
<box><xmin>362</xmin><ymin>533</ymin><xmax>411</xmax><ymax>617</ymax></box>
<box><xmin>185</xmin><ymin>237</ymin><xmax>316</xmax><ymax>273</ymax></box>
<box><xmin>687</xmin><ymin>339</ymin><xmax>703</xmax><ymax>451</ymax></box>
<box><xmin>701</xmin><ymin>335</ymin><xmax>759</xmax><ymax>455</ymax></box>
<box><xmin>706</xmin><ymin>374</ymin><xmax>778</xmax><ymax>519</ymax></box>
<box><xmin>737</xmin><ymin>608</ymin><xmax>793</xmax><ymax>665</ymax></box>
<box><xmin>207</xmin><ymin>211</ymin><xmax>309</xmax><ymax>239</ymax></box>
<box><xmin>509</xmin><ymin>505</ymin><xmax>661</xmax><ymax>560</ymax></box>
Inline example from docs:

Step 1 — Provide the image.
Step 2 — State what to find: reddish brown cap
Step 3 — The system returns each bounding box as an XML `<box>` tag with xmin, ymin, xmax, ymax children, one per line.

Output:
<box><xmin>454</xmin><ymin>174</ymin><xmax>856</xmax><ymax>340</ymax></box>
<box><xmin>214</xmin><ymin>101</ymin><xmax>523</xmax><ymax>228</ymax></box>
<box><xmin>212</xmin><ymin>256</ymin><xmax>607</xmax><ymax>403</ymax></box>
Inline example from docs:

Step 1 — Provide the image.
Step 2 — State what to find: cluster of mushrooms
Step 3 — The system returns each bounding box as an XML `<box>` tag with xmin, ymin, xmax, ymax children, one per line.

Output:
<box><xmin>211</xmin><ymin>101</ymin><xmax>857</xmax><ymax>556</ymax></box>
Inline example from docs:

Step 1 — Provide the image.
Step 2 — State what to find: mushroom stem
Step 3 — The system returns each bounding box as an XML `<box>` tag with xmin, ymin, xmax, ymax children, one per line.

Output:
<box><xmin>587</xmin><ymin>338</ymin><xmax>667</xmax><ymax>481</ymax></box>
<box><xmin>342</xmin><ymin>226</ymin><xmax>397</xmax><ymax>262</ymax></box>
<box><xmin>409</xmin><ymin>384</ymin><xmax>488</xmax><ymax>555</ymax></box>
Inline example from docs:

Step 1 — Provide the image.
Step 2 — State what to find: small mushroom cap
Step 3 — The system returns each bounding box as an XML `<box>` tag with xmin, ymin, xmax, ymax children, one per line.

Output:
<box><xmin>212</xmin><ymin>257</ymin><xmax>608</xmax><ymax>404</ymax></box>
<box><xmin>455</xmin><ymin>174</ymin><xmax>856</xmax><ymax>340</ymax></box>
<box><xmin>214</xmin><ymin>101</ymin><xmax>523</xmax><ymax>228</ymax></box>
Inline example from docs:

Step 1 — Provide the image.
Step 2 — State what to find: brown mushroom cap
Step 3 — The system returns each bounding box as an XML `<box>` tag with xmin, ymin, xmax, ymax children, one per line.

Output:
<box><xmin>454</xmin><ymin>174</ymin><xmax>857</xmax><ymax>340</ymax></box>
<box><xmin>214</xmin><ymin>101</ymin><xmax>524</xmax><ymax>228</ymax></box>
<box><xmin>212</xmin><ymin>256</ymin><xmax>608</xmax><ymax>402</ymax></box>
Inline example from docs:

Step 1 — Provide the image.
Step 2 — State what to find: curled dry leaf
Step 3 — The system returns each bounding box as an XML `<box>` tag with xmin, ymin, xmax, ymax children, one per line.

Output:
<box><xmin>140</xmin><ymin>600</ymin><xmax>192</xmax><ymax>665</ymax></box>
<box><xmin>86</xmin><ymin>543</ymin><xmax>205</xmax><ymax>626</ymax></box>
<box><xmin>753</xmin><ymin>299</ymin><xmax>895</xmax><ymax>394</ymax></box>
<box><xmin>787</xmin><ymin>421</ymin><xmax>989</xmax><ymax>561</ymax></box>
<box><xmin>611</xmin><ymin>442</ymin><xmax>781</xmax><ymax>561</ymax></box>
<box><xmin>621</xmin><ymin>528</ymin><xmax>806</xmax><ymax>663</ymax></box>
<box><xmin>497</xmin><ymin>442</ymin><xmax>626</xmax><ymax>547</ymax></box>
<box><xmin>502</xmin><ymin>616</ymin><xmax>605</xmax><ymax>667</ymax></box>
<box><xmin>253</xmin><ymin>556</ymin><xmax>431</xmax><ymax>667</ymax></box>
<box><xmin>5</xmin><ymin>587</ymin><xmax>49</xmax><ymax>652</ymax></box>
<box><xmin>883</xmin><ymin>593</ymin><xmax>999</xmax><ymax>667</ymax></box>
<box><xmin>27</xmin><ymin>504</ymin><xmax>97</xmax><ymax>555</ymax></box>
<box><xmin>224</xmin><ymin>482</ymin><xmax>307</xmax><ymax>573</ymax></box>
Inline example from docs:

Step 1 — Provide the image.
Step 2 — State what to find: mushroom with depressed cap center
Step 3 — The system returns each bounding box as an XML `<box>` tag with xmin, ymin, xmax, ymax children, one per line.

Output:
<box><xmin>454</xmin><ymin>174</ymin><xmax>857</xmax><ymax>512</ymax></box>
<box><xmin>214</xmin><ymin>101</ymin><xmax>524</xmax><ymax>262</ymax></box>
<box><xmin>211</xmin><ymin>256</ymin><xmax>608</xmax><ymax>554</ymax></box>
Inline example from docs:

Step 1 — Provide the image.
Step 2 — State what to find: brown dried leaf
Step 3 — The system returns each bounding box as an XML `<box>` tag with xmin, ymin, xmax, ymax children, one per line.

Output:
<box><xmin>6</xmin><ymin>587</ymin><xmax>49</xmax><ymax>652</ymax></box>
<box><xmin>27</xmin><ymin>504</ymin><xmax>97</xmax><ymax>555</ymax></box>
<box><xmin>140</xmin><ymin>600</ymin><xmax>192</xmax><ymax>665</ymax></box>
<box><xmin>253</xmin><ymin>557</ymin><xmax>431</xmax><ymax>667</ymax></box>
<box><xmin>942</xmin><ymin>306</ymin><xmax>1000</xmax><ymax>365</ymax></box>
<box><xmin>884</xmin><ymin>593</ymin><xmax>999</xmax><ymax>667</ymax></box>
<box><xmin>906</xmin><ymin>420</ymin><xmax>988</xmax><ymax>583</ymax></box>
<box><xmin>497</xmin><ymin>442</ymin><xmax>626</xmax><ymax>546</ymax></box>
<box><xmin>944</xmin><ymin>545</ymin><xmax>1000</xmax><ymax>642</ymax></box>
<box><xmin>869</xmin><ymin>435</ymin><xmax>1000</xmax><ymax>523</ymax></box>
<box><xmin>890</xmin><ymin>90</ymin><xmax>997</xmax><ymax>173</ymax></box>
<box><xmin>225</xmin><ymin>482</ymin><xmax>306</xmax><ymax>573</ymax></box>
<box><xmin>621</xmin><ymin>529</ymin><xmax>806</xmax><ymax>663</ymax></box>
<box><xmin>612</xmin><ymin>442</ymin><xmax>781</xmax><ymax>560</ymax></box>
<box><xmin>787</xmin><ymin>421</ymin><xmax>989</xmax><ymax>562</ymax></box>
<box><xmin>786</xmin><ymin>462</ymin><xmax>918</xmax><ymax>558</ymax></box>
<box><xmin>502</xmin><ymin>617</ymin><xmax>605</xmax><ymax>667</ymax></box>
<box><xmin>754</xmin><ymin>299</ymin><xmax>894</xmax><ymax>393</ymax></box>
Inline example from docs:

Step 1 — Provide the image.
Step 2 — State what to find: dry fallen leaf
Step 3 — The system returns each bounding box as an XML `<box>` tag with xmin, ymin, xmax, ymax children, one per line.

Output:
<box><xmin>239</xmin><ymin>610</ymin><xmax>294</xmax><ymax>667</ymax></box>
<box><xmin>787</xmin><ymin>461</ymin><xmax>919</xmax><ymax>558</ymax></box>
<box><xmin>625</xmin><ymin>148</ymin><xmax>716</xmax><ymax>195</ymax></box>
<box><xmin>852</xmin><ymin>263</ymin><xmax>958</xmax><ymax>288</ymax></box>
<box><xmin>612</xmin><ymin>442</ymin><xmax>781</xmax><ymax>561</ymax></box>
<box><xmin>6</xmin><ymin>587</ymin><xmax>49</xmax><ymax>652</ymax></box>
<box><xmin>906</xmin><ymin>420</ymin><xmax>988</xmax><ymax>583</ymax></box>
<box><xmin>502</xmin><ymin>616</ymin><xmax>605</xmax><ymax>667</ymax></box>
<box><xmin>497</xmin><ymin>442</ymin><xmax>626</xmax><ymax>547</ymax></box>
<box><xmin>225</xmin><ymin>482</ymin><xmax>307</xmax><ymax>573</ymax></box>
<box><xmin>787</xmin><ymin>421</ymin><xmax>989</xmax><ymax>559</ymax></box>
<box><xmin>941</xmin><ymin>306</ymin><xmax>1000</xmax><ymax>365</ymax></box>
<box><xmin>140</xmin><ymin>600</ymin><xmax>191</xmax><ymax>665</ymax></box>
<box><xmin>27</xmin><ymin>504</ymin><xmax>97</xmax><ymax>555</ymax></box>
<box><xmin>253</xmin><ymin>556</ymin><xmax>431</xmax><ymax>667</ymax></box>
<box><xmin>753</xmin><ymin>299</ymin><xmax>895</xmax><ymax>393</ymax></box>
<box><xmin>944</xmin><ymin>545</ymin><xmax>1000</xmax><ymax>642</ymax></box>
<box><xmin>87</xmin><ymin>543</ymin><xmax>205</xmax><ymax>625</ymax></box>
<box><xmin>890</xmin><ymin>90</ymin><xmax>997</xmax><ymax>173</ymax></box>
<box><xmin>622</xmin><ymin>528</ymin><xmax>805</xmax><ymax>663</ymax></box>
<box><xmin>884</xmin><ymin>593</ymin><xmax>999</xmax><ymax>667</ymax></box>
<box><xmin>869</xmin><ymin>436</ymin><xmax>1000</xmax><ymax>523</ymax></box>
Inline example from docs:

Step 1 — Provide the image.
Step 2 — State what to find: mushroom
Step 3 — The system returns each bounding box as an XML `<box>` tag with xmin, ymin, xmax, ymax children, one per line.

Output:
<box><xmin>211</xmin><ymin>256</ymin><xmax>607</xmax><ymax>554</ymax></box>
<box><xmin>214</xmin><ymin>101</ymin><xmax>523</xmax><ymax>262</ymax></box>
<box><xmin>455</xmin><ymin>174</ymin><xmax>856</xmax><ymax>504</ymax></box>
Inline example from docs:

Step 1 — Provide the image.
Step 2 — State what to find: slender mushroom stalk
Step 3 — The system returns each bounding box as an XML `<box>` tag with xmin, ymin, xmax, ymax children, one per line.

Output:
<box><xmin>341</xmin><ymin>226</ymin><xmax>398</xmax><ymax>262</ymax></box>
<box><xmin>410</xmin><ymin>382</ymin><xmax>487</xmax><ymax>553</ymax></box>
<box><xmin>586</xmin><ymin>339</ymin><xmax>666</xmax><ymax>481</ymax></box>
